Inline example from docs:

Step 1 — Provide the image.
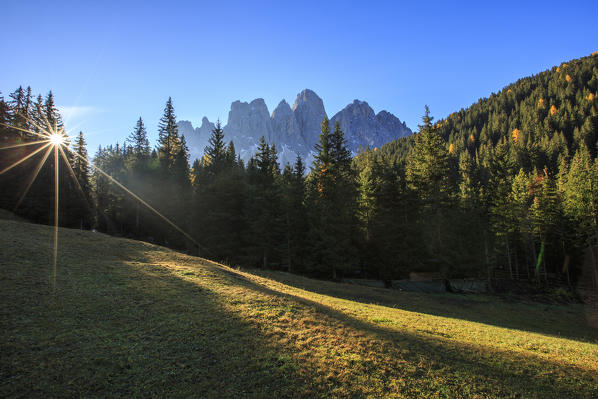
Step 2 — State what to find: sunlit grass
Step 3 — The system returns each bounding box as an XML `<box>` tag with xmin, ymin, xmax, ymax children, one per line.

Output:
<box><xmin>1</xmin><ymin>217</ymin><xmax>597</xmax><ymax>397</ymax></box>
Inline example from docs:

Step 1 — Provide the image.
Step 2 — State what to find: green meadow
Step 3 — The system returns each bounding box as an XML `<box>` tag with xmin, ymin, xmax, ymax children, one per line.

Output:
<box><xmin>1</xmin><ymin>218</ymin><xmax>597</xmax><ymax>398</ymax></box>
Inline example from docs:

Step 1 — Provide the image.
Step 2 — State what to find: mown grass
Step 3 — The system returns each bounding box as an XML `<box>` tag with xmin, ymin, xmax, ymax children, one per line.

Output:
<box><xmin>1</xmin><ymin>218</ymin><xmax>597</xmax><ymax>398</ymax></box>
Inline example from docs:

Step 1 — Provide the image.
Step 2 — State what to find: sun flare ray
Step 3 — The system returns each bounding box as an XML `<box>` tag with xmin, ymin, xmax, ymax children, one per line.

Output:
<box><xmin>52</xmin><ymin>145</ymin><xmax>59</xmax><ymax>295</ymax></box>
<box><xmin>58</xmin><ymin>145</ymin><xmax>87</xmax><ymax>202</ymax></box>
<box><xmin>0</xmin><ymin>140</ymin><xmax>50</xmax><ymax>151</ymax></box>
<box><xmin>14</xmin><ymin>145</ymin><xmax>54</xmax><ymax>210</ymax></box>
<box><xmin>2</xmin><ymin>114</ymin><xmax>204</xmax><ymax>296</ymax></box>
<box><xmin>0</xmin><ymin>122</ymin><xmax>52</xmax><ymax>140</ymax></box>
<box><xmin>0</xmin><ymin>142</ymin><xmax>52</xmax><ymax>175</ymax></box>
<box><xmin>70</xmin><ymin>150</ymin><xmax>201</xmax><ymax>248</ymax></box>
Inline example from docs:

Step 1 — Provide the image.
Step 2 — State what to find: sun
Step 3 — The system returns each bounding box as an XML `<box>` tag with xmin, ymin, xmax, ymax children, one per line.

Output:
<box><xmin>0</xmin><ymin>115</ymin><xmax>202</xmax><ymax>294</ymax></box>
<box><xmin>49</xmin><ymin>133</ymin><xmax>65</xmax><ymax>146</ymax></box>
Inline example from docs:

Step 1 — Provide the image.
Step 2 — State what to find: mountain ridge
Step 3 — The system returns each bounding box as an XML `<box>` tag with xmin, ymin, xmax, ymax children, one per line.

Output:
<box><xmin>178</xmin><ymin>89</ymin><xmax>411</xmax><ymax>166</ymax></box>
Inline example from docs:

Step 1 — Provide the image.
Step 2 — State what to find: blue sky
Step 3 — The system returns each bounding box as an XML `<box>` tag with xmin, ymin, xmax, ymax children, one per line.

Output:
<box><xmin>1</xmin><ymin>1</ymin><xmax>597</xmax><ymax>153</ymax></box>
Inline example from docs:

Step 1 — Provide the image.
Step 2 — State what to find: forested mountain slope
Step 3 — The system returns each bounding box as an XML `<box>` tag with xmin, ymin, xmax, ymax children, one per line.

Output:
<box><xmin>373</xmin><ymin>52</ymin><xmax>598</xmax><ymax>166</ymax></box>
<box><xmin>355</xmin><ymin>52</ymin><xmax>598</xmax><ymax>283</ymax></box>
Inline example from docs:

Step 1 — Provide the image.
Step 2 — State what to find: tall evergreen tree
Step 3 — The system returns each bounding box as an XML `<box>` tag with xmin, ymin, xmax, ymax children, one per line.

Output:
<box><xmin>71</xmin><ymin>132</ymin><xmax>93</xmax><ymax>228</ymax></box>
<box><xmin>157</xmin><ymin>97</ymin><xmax>181</xmax><ymax>172</ymax></box>
<box><xmin>405</xmin><ymin>106</ymin><xmax>455</xmax><ymax>273</ymax></box>
<box><xmin>127</xmin><ymin>117</ymin><xmax>150</xmax><ymax>160</ymax></box>
<box><xmin>204</xmin><ymin>120</ymin><xmax>227</xmax><ymax>174</ymax></box>
<box><xmin>308</xmin><ymin>118</ymin><xmax>358</xmax><ymax>278</ymax></box>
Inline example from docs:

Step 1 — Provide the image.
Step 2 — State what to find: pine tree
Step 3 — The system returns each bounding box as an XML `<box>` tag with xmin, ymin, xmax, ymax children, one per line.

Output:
<box><xmin>172</xmin><ymin>134</ymin><xmax>191</xmax><ymax>189</ymax></box>
<box><xmin>562</xmin><ymin>144</ymin><xmax>598</xmax><ymax>243</ymax></box>
<box><xmin>308</xmin><ymin>118</ymin><xmax>358</xmax><ymax>278</ymax></box>
<box><xmin>127</xmin><ymin>117</ymin><xmax>150</xmax><ymax>160</ymax></box>
<box><xmin>246</xmin><ymin>136</ymin><xmax>283</xmax><ymax>267</ymax></box>
<box><xmin>406</xmin><ymin>106</ymin><xmax>451</xmax><ymax>204</ymax></box>
<box><xmin>157</xmin><ymin>97</ymin><xmax>181</xmax><ymax>172</ymax></box>
<box><xmin>281</xmin><ymin>156</ymin><xmax>308</xmax><ymax>272</ymax></box>
<box><xmin>71</xmin><ymin>132</ymin><xmax>93</xmax><ymax>228</ymax></box>
<box><xmin>204</xmin><ymin>120</ymin><xmax>227</xmax><ymax>175</ymax></box>
<box><xmin>405</xmin><ymin>106</ymin><xmax>454</xmax><ymax>273</ymax></box>
<box><xmin>44</xmin><ymin>91</ymin><xmax>63</xmax><ymax>130</ymax></box>
<box><xmin>8</xmin><ymin>86</ymin><xmax>26</xmax><ymax>132</ymax></box>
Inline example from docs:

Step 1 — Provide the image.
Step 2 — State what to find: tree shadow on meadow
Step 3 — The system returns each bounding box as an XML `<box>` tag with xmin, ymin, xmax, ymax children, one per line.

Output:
<box><xmin>0</xmin><ymin>239</ymin><xmax>311</xmax><ymax>398</ymax></box>
<box><xmin>1</xmin><ymin>221</ymin><xmax>596</xmax><ymax>398</ymax></box>
<box><xmin>220</xmin><ymin>269</ymin><xmax>598</xmax><ymax>398</ymax></box>
<box><xmin>251</xmin><ymin>270</ymin><xmax>598</xmax><ymax>343</ymax></box>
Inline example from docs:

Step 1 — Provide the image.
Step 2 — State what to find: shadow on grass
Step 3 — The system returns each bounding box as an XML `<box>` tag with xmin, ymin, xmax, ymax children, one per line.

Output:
<box><xmin>252</xmin><ymin>270</ymin><xmax>598</xmax><ymax>343</ymax></box>
<box><xmin>220</xmin><ymin>269</ymin><xmax>598</xmax><ymax>398</ymax></box>
<box><xmin>0</xmin><ymin>237</ymin><xmax>309</xmax><ymax>397</ymax></box>
<box><xmin>1</xmin><ymin>219</ymin><xmax>596</xmax><ymax>398</ymax></box>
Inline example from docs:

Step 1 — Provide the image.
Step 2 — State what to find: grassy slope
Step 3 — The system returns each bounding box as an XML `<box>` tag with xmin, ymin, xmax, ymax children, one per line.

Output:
<box><xmin>1</xmin><ymin>219</ymin><xmax>597</xmax><ymax>398</ymax></box>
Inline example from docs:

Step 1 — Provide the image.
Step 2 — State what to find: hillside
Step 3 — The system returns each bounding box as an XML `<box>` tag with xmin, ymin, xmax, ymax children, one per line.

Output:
<box><xmin>1</xmin><ymin>219</ymin><xmax>597</xmax><ymax>397</ymax></box>
<box><xmin>371</xmin><ymin>52</ymin><xmax>598</xmax><ymax>166</ymax></box>
<box><xmin>352</xmin><ymin>52</ymin><xmax>598</xmax><ymax>281</ymax></box>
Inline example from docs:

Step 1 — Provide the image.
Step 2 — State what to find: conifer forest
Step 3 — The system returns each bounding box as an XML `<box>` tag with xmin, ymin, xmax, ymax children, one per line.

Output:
<box><xmin>2</xmin><ymin>53</ymin><xmax>598</xmax><ymax>289</ymax></box>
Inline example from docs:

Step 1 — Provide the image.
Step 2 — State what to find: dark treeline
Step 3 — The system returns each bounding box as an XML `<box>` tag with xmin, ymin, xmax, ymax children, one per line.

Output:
<box><xmin>359</xmin><ymin>53</ymin><xmax>598</xmax><ymax>285</ymax></box>
<box><xmin>1</xmin><ymin>52</ymin><xmax>597</xmax><ymax>287</ymax></box>
<box><xmin>0</xmin><ymin>88</ymin><xmax>92</xmax><ymax>229</ymax></box>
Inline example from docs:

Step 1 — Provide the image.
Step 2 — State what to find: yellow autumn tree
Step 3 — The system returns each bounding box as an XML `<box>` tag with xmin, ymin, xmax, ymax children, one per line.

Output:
<box><xmin>448</xmin><ymin>143</ymin><xmax>455</xmax><ymax>155</ymax></box>
<box><xmin>537</xmin><ymin>98</ymin><xmax>545</xmax><ymax>108</ymax></box>
<box><xmin>469</xmin><ymin>134</ymin><xmax>475</xmax><ymax>143</ymax></box>
<box><xmin>512</xmin><ymin>128</ymin><xmax>520</xmax><ymax>143</ymax></box>
<box><xmin>566</xmin><ymin>74</ymin><xmax>572</xmax><ymax>83</ymax></box>
<box><xmin>550</xmin><ymin>105</ymin><xmax>558</xmax><ymax>115</ymax></box>
<box><xmin>587</xmin><ymin>92</ymin><xmax>595</xmax><ymax>101</ymax></box>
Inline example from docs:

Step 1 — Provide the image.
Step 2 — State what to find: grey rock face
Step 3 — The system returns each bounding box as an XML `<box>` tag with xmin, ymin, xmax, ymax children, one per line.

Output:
<box><xmin>223</xmin><ymin>98</ymin><xmax>273</xmax><ymax>159</ymax></box>
<box><xmin>177</xmin><ymin>117</ymin><xmax>215</xmax><ymax>163</ymax></box>
<box><xmin>292</xmin><ymin>89</ymin><xmax>327</xmax><ymax>153</ymax></box>
<box><xmin>330</xmin><ymin>100</ymin><xmax>412</xmax><ymax>154</ymax></box>
<box><xmin>179</xmin><ymin>89</ymin><xmax>411</xmax><ymax>168</ymax></box>
<box><xmin>375</xmin><ymin>110</ymin><xmax>411</xmax><ymax>139</ymax></box>
<box><xmin>271</xmin><ymin>100</ymin><xmax>301</xmax><ymax>150</ymax></box>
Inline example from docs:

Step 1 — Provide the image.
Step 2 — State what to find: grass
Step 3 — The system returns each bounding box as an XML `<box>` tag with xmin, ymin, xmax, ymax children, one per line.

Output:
<box><xmin>1</xmin><ymin>218</ymin><xmax>597</xmax><ymax>398</ymax></box>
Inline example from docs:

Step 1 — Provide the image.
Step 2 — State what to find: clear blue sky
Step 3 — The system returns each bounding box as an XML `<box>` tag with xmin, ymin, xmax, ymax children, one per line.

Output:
<box><xmin>2</xmin><ymin>0</ymin><xmax>597</xmax><ymax>153</ymax></box>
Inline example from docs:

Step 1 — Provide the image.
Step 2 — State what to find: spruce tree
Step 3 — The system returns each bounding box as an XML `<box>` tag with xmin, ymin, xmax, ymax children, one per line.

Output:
<box><xmin>204</xmin><ymin>120</ymin><xmax>227</xmax><ymax>175</ymax></box>
<box><xmin>127</xmin><ymin>117</ymin><xmax>150</xmax><ymax>160</ymax></box>
<box><xmin>71</xmin><ymin>132</ymin><xmax>93</xmax><ymax>228</ymax></box>
<box><xmin>308</xmin><ymin>118</ymin><xmax>358</xmax><ymax>278</ymax></box>
<box><xmin>157</xmin><ymin>97</ymin><xmax>181</xmax><ymax>172</ymax></box>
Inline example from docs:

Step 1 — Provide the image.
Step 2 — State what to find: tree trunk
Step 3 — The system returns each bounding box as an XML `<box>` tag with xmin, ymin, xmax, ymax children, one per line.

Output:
<box><xmin>136</xmin><ymin>202</ymin><xmax>140</xmax><ymax>234</ymax></box>
<box><xmin>506</xmin><ymin>235</ymin><xmax>513</xmax><ymax>279</ymax></box>
<box><xmin>286</xmin><ymin>213</ymin><xmax>292</xmax><ymax>273</ymax></box>
<box><xmin>590</xmin><ymin>245</ymin><xmax>598</xmax><ymax>290</ymax></box>
<box><xmin>529</xmin><ymin>233</ymin><xmax>538</xmax><ymax>280</ymax></box>
<box><xmin>484</xmin><ymin>230</ymin><xmax>492</xmax><ymax>290</ymax></box>
<box><xmin>515</xmin><ymin>246</ymin><xmax>520</xmax><ymax>280</ymax></box>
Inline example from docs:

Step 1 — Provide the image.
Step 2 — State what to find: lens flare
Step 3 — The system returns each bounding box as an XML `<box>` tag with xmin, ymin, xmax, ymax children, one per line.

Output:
<box><xmin>1</xmin><ymin>116</ymin><xmax>203</xmax><ymax>296</ymax></box>
<box><xmin>49</xmin><ymin>133</ymin><xmax>65</xmax><ymax>146</ymax></box>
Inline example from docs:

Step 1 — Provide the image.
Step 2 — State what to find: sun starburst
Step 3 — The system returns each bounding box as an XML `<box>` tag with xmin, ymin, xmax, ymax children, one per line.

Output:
<box><xmin>49</xmin><ymin>133</ymin><xmax>66</xmax><ymax>146</ymax></box>
<box><xmin>1</xmin><ymin>115</ymin><xmax>201</xmax><ymax>296</ymax></box>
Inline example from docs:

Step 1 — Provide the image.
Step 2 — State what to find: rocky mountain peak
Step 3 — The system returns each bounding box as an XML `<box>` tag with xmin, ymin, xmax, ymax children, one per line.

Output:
<box><xmin>330</xmin><ymin>99</ymin><xmax>412</xmax><ymax>153</ymax></box>
<box><xmin>292</xmin><ymin>89</ymin><xmax>327</xmax><ymax>151</ymax></box>
<box><xmin>178</xmin><ymin>89</ymin><xmax>411</xmax><ymax>167</ymax></box>
<box><xmin>272</xmin><ymin>99</ymin><xmax>292</xmax><ymax>118</ymax></box>
<box><xmin>344</xmin><ymin>100</ymin><xmax>375</xmax><ymax>119</ymax></box>
<box><xmin>200</xmin><ymin>116</ymin><xmax>212</xmax><ymax>128</ymax></box>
